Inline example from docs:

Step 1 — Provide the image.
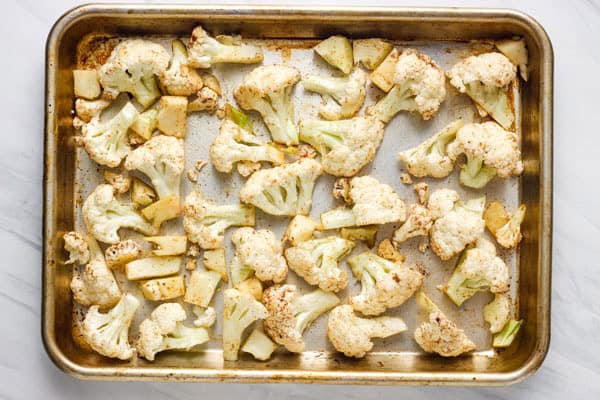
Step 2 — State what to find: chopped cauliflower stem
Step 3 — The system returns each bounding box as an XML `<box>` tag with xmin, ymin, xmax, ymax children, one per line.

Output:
<box><xmin>484</xmin><ymin>293</ymin><xmax>513</xmax><ymax>334</ymax></box>
<box><xmin>241</xmin><ymin>328</ymin><xmax>278</xmax><ymax>361</ymax></box>
<box><xmin>493</xmin><ymin>319</ymin><xmax>523</xmax><ymax>348</ymax></box>
<box><xmin>63</xmin><ymin>231</ymin><xmax>90</xmax><ymax>265</ymax></box>
<box><xmin>283</xmin><ymin>215</ymin><xmax>321</xmax><ymax>246</ymax></box>
<box><xmin>184</xmin><ymin>270</ymin><xmax>221</xmax><ymax>307</ymax></box>
<box><xmin>495</xmin><ymin>204</ymin><xmax>526</xmax><ymax>248</ymax></box>
<box><xmin>392</xmin><ymin>203</ymin><xmax>434</xmax><ymax>245</ymax></box>
<box><xmin>188</xmin><ymin>26</ymin><xmax>263</xmax><ymax>68</ymax></box>
<box><xmin>160</xmin><ymin>39</ymin><xmax>204</xmax><ymax>96</ymax></box>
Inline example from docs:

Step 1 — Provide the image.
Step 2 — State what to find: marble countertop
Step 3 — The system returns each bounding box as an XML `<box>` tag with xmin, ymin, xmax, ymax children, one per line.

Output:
<box><xmin>1</xmin><ymin>0</ymin><xmax>597</xmax><ymax>398</ymax></box>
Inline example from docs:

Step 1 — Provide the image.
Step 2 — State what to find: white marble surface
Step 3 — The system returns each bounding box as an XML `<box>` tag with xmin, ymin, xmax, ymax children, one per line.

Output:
<box><xmin>1</xmin><ymin>0</ymin><xmax>597</xmax><ymax>398</ymax></box>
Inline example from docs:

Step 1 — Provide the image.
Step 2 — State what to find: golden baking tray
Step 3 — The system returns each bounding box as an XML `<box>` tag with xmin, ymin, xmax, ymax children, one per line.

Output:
<box><xmin>43</xmin><ymin>4</ymin><xmax>553</xmax><ymax>385</ymax></box>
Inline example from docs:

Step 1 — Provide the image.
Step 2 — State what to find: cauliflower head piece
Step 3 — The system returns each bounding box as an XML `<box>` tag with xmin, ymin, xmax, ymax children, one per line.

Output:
<box><xmin>327</xmin><ymin>305</ymin><xmax>406</xmax><ymax>358</ymax></box>
<box><xmin>188</xmin><ymin>25</ymin><xmax>264</xmax><ymax>68</ymax></box>
<box><xmin>63</xmin><ymin>231</ymin><xmax>90</xmax><ymax>265</ymax></box>
<box><xmin>392</xmin><ymin>203</ymin><xmax>434</xmax><ymax>245</ymax></box>
<box><xmin>262</xmin><ymin>284</ymin><xmax>339</xmax><ymax>353</ymax></box>
<box><xmin>104</xmin><ymin>239</ymin><xmax>143</xmax><ymax>269</ymax></box>
<box><xmin>299</xmin><ymin>116</ymin><xmax>385</xmax><ymax>177</ymax></box>
<box><xmin>427</xmin><ymin>188</ymin><xmax>460</xmax><ymax>219</ymax></box>
<box><xmin>159</xmin><ymin>39</ymin><xmax>204</xmax><ymax>96</ymax></box>
<box><xmin>239</xmin><ymin>158</ymin><xmax>323</xmax><ymax>216</ymax></box>
<box><xmin>483</xmin><ymin>293</ymin><xmax>513</xmax><ymax>334</ymax></box>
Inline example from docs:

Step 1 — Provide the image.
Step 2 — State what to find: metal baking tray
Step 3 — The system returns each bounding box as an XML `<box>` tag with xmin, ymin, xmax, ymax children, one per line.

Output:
<box><xmin>43</xmin><ymin>4</ymin><xmax>553</xmax><ymax>385</ymax></box>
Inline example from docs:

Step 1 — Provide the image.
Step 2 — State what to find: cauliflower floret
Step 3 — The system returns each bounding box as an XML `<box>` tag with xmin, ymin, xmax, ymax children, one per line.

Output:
<box><xmin>209</xmin><ymin>119</ymin><xmax>285</xmax><ymax>173</ymax></box>
<box><xmin>222</xmin><ymin>288</ymin><xmax>268</xmax><ymax>361</ymax></box>
<box><xmin>301</xmin><ymin>68</ymin><xmax>367</xmax><ymax>120</ymax></box>
<box><xmin>98</xmin><ymin>39</ymin><xmax>169</xmax><ymax>107</ymax></box>
<box><xmin>414</xmin><ymin>182</ymin><xmax>429</xmax><ymax>204</ymax></box>
<box><xmin>447</xmin><ymin>122</ymin><xmax>523</xmax><ymax>189</ymax></box>
<box><xmin>159</xmin><ymin>39</ymin><xmax>204</xmax><ymax>96</ymax></box>
<box><xmin>124</xmin><ymin>135</ymin><xmax>185</xmax><ymax>200</ymax></box>
<box><xmin>188</xmin><ymin>86</ymin><xmax>220</xmax><ymax>114</ymax></box>
<box><xmin>241</xmin><ymin>328</ymin><xmax>278</xmax><ymax>361</ymax></box>
<box><xmin>444</xmin><ymin>238</ymin><xmax>509</xmax><ymax>306</ymax></box>
<box><xmin>392</xmin><ymin>204</ymin><xmax>434</xmax><ymax>245</ymax></box>
<box><xmin>183</xmin><ymin>191</ymin><xmax>255</xmax><ymax>249</ymax></box>
<box><xmin>262</xmin><ymin>284</ymin><xmax>339</xmax><ymax>353</ymax></box>
<box><xmin>234</xmin><ymin>65</ymin><xmax>301</xmax><ymax>145</ymax></box>
<box><xmin>103</xmin><ymin>170</ymin><xmax>131</xmax><ymax>194</ymax></box>
<box><xmin>398</xmin><ymin>120</ymin><xmax>463</xmax><ymax>178</ymax></box>
<box><xmin>70</xmin><ymin>236</ymin><xmax>121</xmax><ymax>308</ymax></box>
<box><xmin>239</xmin><ymin>158</ymin><xmax>323</xmax><ymax>216</ymax></box>
<box><xmin>81</xmin><ymin>102</ymin><xmax>139</xmax><ymax>167</ymax></box>
<box><xmin>192</xmin><ymin>306</ymin><xmax>217</xmax><ymax>328</ymax></box>
<box><xmin>495</xmin><ymin>204</ymin><xmax>526</xmax><ymax>248</ymax></box>
<box><xmin>414</xmin><ymin>292</ymin><xmax>476</xmax><ymax>357</ymax></box>
<box><xmin>327</xmin><ymin>305</ymin><xmax>406</xmax><ymax>358</ymax></box>
<box><xmin>429</xmin><ymin>193</ymin><xmax>485</xmax><ymax>261</ymax></box>
<box><xmin>75</xmin><ymin>98</ymin><xmax>110</xmax><ymax>122</ymax></box>
<box><xmin>447</xmin><ymin>52</ymin><xmax>517</xmax><ymax>129</ymax></box>
<box><xmin>427</xmin><ymin>188</ymin><xmax>460</xmax><ymax>219</ymax></box>
<box><xmin>104</xmin><ymin>239</ymin><xmax>143</xmax><ymax>269</ymax></box>
<box><xmin>347</xmin><ymin>251</ymin><xmax>423</xmax><ymax>316</ymax></box>
<box><xmin>230</xmin><ymin>227</ymin><xmax>288</xmax><ymax>285</ymax></box>
<box><xmin>137</xmin><ymin>303</ymin><xmax>210</xmax><ymax>361</ymax></box>
<box><xmin>187</xmin><ymin>26</ymin><xmax>263</xmax><ymax>68</ymax></box>
<box><xmin>298</xmin><ymin>116</ymin><xmax>385</xmax><ymax>177</ymax></box>
<box><xmin>483</xmin><ymin>293</ymin><xmax>512</xmax><ymax>334</ymax></box>
<box><xmin>320</xmin><ymin>176</ymin><xmax>406</xmax><ymax>229</ymax></box>
<box><xmin>82</xmin><ymin>293</ymin><xmax>139</xmax><ymax>360</ymax></box>
<box><xmin>367</xmin><ymin>49</ymin><xmax>446</xmax><ymax>123</ymax></box>
<box><xmin>83</xmin><ymin>184</ymin><xmax>157</xmax><ymax>244</ymax></box>
<box><xmin>284</xmin><ymin>236</ymin><xmax>355</xmax><ymax>292</ymax></box>
<box><xmin>63</xmin><ymin>231</ymin><xmax>90</xmax><ymax>265</ymax></box>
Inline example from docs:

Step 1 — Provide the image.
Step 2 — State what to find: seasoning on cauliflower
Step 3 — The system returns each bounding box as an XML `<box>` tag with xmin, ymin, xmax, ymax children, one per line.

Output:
<box><xmin>285</xmin><ymin>236</ymin><xmax>354</xmax><ymax>293</ymax></box>
<box><xmin>443</xmin><ymin>238</ymin><xmax>509</xmax><ymax>306</ymax></box>
<box><xmin>484</xmin><ymin>203</ymin><xmax>526</xmax><ymax>249</ymax></box>
<box><xmin>229</xmin><ymin>227</ymin><xmax>288</xmax><ymax>285</ymax></box>
<box><xmin>447</xmin><ymin>52</ymin><xmax>517</xmax><ymax>129</ymax></box>
<box><xmin>70</xmin><ymin>235</ymin><xmax>121</xmax><ymax>308</ymax></box>
<box><xmin>262</xmin><ymin>284</ymin><xmax>339</xmax><ymax>353</ymax></box>
<box><xmin>483</xmin><ymin>293</ymin><xmax>512</xmax><ymax>334</ymax></box>
<box><xmin>104</xmin><ymin>239</ymin><xmax>143</xmax><ymax>269</ymax></box>
<box><xmin>347</xmin><ymin>251</ymin><xmax>423</xmax><ymax>316</ymax></box>
<box><xmin>283</xmin><ymin>215</ymin><xmax>322</xmax><ymax>246</ymax></box>
<box><xmin>427</xmin><ymin>188</ymin><xmax>460</xmax><ymax>219</ymax></box>
<box><xmin>222</xmin><ymin>288</ymin><xmax>268</xmax><ymax>361</ymax></box>
<box><xmin>187</xmin><ymin>26</ymin><xmax>263</xmax><ymax>68</ymax></box>
<box><xmin>320</xmin><ymin>176</ymin><xmax>406</xmax><ymax>229</ymax></box>
<box><xmin>209</xmin><ymin>119</ymin><xmax>285</xmax><ymax>174</ymax></box>
<box><xmin>429</xmin><ymin>192</ymin><xmax>485</xmax><ymax>261</ymax></box>
<box><xmin>81</xmin><ymin>102</ymin><xmax>139</xmax><ymax>167</ymax></box>
<box><xmin>159</xmin><ymin>39</ymin><xmax>204</xmax><ymax>96</ymax></box>
<box><xmin>82</xmin><ymin>293</ymin><xmax>139</xmax><ymax>360</ymax></box>
<box><xmin>83</xmin><ymin>184</ymin><xmax>157</xmax><ymax>244</ymax></box>
<box><xmin>188</xmin><ymin>86</ymin><xmax>220</xmax><ymax>114</ymax></box>
<box><xmin>75</xmin><ymin>98</ymin><xmax>110</xmax><ymax>122</ymax></box>
<box><xmin>327</xmin><ymin>305</ymin><xmax>406</xmax><ymax>358</ymax></box>
<box><xmin>398</xmin><ymin>120</ymin><xmax>463</xmax><ymax>178</ymax></box>
<box><xmin>239</xmin><ymin>158</ymin><xmax>323</xmax><ymax>216</ymax></box>
<box><xmin>495</xmin><ymin>38</ymin><xmax>528</xmax><ymax>81</ymax></box>
<box><xmin>63</xmin><ymin>231</ymin><xmax>90</xmax><ymax>265</ymax></box>
<box><xmin>98</xmin><ymin>39</ymin><xmax>169</xmax><ymax>107</ymax></box>
<box><xmin>392</xmin><ymin>204</ymin><xmax>434</xmax><ymax>245</ymax></box>
<box><xmin>183</xmin><ymin>191</ymin><xmax>255</xmax><ymax>249</ymax></box>
<box><xmin>124</xmin><ymin>135</ymin><xmax>185</xmax><ymax>200</ymax></box>
<box><xmin>137</xmin><ymin>303</ymin><xmax>210</xmax><ymax>361</ymax></box>
<box><xmin>234</xmin><ymin>64</ymin><xmax>301</xmax><ymax>145</ymax></box>
<box><xmin>413</xmin><ymin>292</ymin><xmax>476</xmax><ymax>357</ymax></box>
<box><xmin>301</xmin><ymin>68</ymin><xmax>367</xmax><ymax>120</ymax></box>
<box><xmin>447</xmin><ymin>122</ymin><xmax>523</xmax><ymax>189</ymax></box>
<box><xmin>298</xmin><ymin>116</ymin><xmax>385</xmax><ymax>177</ymax></box>
<box><xmin>367</xmin><ymin>49</ymin><xmax>446</xmax><ymax>123</ymax></box>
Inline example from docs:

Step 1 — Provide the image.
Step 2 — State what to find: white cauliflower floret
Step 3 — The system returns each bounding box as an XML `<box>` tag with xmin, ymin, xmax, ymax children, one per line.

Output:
<box><xmin>392</xmin><ymin>204</ymin><xmax>434</xmax><ymax>245</ymax></box>
<box><xmin>368</xmin><ymin>49</ymin><xmax>446</xmax><ymax>123</ymax></box>
<box><xmin>192</xmin><ymin>306</ymin><xmax>217</xmax><ymax>328</ymax></box>
<box><xmin>183</xmin><ymin>191</ymin><xmax>255</xmax><ymax>249</ymax></box>
<box><xmin>427</xmin><ymin>188</ymin><xmax>460</xmax><ymax>219</ymax></box>
<box><xmin>159</xmin><ymin>39</ymin><xmax>204</xmax><ymax>96</ymax></box>
<box><xmin>187</xmin><ymin>26</ymin><xmax>263</xmax><ymax>68</ymax></box>
<box><xmin>239</xmin><ymin>158</ymin><xmax>323</xmax><ymax>216</ymax></box>
<box><xmin>447</xmin><ymin>52</ymin><xmax>517</xmax><ymax>129</ymax></box>
<box><xmin>234</xmin><ymin>65</ymin><xmax>301</xmax><ymax>145</ymax></box>
<box><xmin>444</xmin><ymin>238</ymin><xmax>509</xmax><ymax>306</ymax></box>
<box><xmin>75</xmin><ymin>98</ymin><xmax>110</xmax><ymax>122</ymax></box>
<box><xmin>447</xmin><ymin>122</ymin><xmax>523</xmax><ymax>189</ymax></box>
<box><xmin>230</xmin><ymin>227</ymin><xmax>288</xmax><ymax>285</ymax></box>
<box><xmin>483</xmin><ymin>293</ymin><xmax>512</xmax><ymax>334</ymax></box>
<box><xmin>327</xmin><ymin>305</ymin><xmax>406</xmax><ymax>358</ymax></box>
<box><xmin>429</xmin><ymin>193</ymin><xmax>485</xmax><ymax>261</ymax></box>
<box><xmin>63</xmin><ymin>231</ymin><xmax>90</xmax><ymax>265</ymax></box>
<box><xmin>301</xmin><ymin>68</ymin><xmax>367</xmax><ymax>120</ymax></box>
<box><xmin>104</xmin><ymin>239</ymin><xmax>143</xmax><ymax>268</ymax></box>
<box><xmin>83</xmin><ymin>184</ymin><xmax>157</xmax><ymax>244</ymax></box>
<box><xmin>347</xmin><ymin>251</ymin><xmax>424</xmax><ymax>316</ymax></box>
<box><xmin>262</xmin><ymin>284</ymin><xmax>339</xmax><ymax>353</ymax></box>
<box><xmin>320</xmin><ymin>176</ymin><xmax>406</xmax><ymax>229</ymax></box>
<box><xmin>82</xmin><ymin>294</ymin><xmax>139</xmax><ymax>360</ymax></box>
<box><xmin>398</xmin><ymin>120</ymin><xmax>463</xmax><ymax>178</ymax></box>
<box><xmin>222</xmin><ymin>288</ymin><xmax>268</xmax><ymax>361</ymax></box>
<box><xmin>209</xmin><ymin>119</ymin><xmax>285</xmax><ymax>173</ymax></box>
<box><xmin>81</xmin><ymin>102</ymin><xmax>138</xmax><ymax>167</ymax></box>
<box><xmin>124</xmin><ymin>135</ymin><xmax>185</xmax><ymax>200</ymax></box>
<box><xmin>414</xmin><ymin>292</ymin><xmax>476</xmax><ymax>357</ymax></box>
<box><xmin>188</xmin><ymin>86</ymin><xmax>220</xmax><ymax>114</ymax></box>
<box><xmin>284</xmin><ymin>236</ymin><xmax>355</xmax><ymax>292</ymax></box>
<box><xmin>70</xmin><ymin>236</ymin><xmax>121</xmax><ymax>308</ymax></box>
<box><xmin>495</xmin><ymin>204</ymin><xmax>526</xmax><ymax>248</ymax></box>
<box><xmin>98</xmin><ymin>39</ymin><xmax>169</xmax><ymax>107</ymax></box>
<box><xmin>137</xmin><ymin>303</ymin><xmax>210</xmax><ymax>361</ymax></box>
<box><xmin>298</xmin><ymin>116</ymin><xmax>385</xmax><ymax>177</ymax></box>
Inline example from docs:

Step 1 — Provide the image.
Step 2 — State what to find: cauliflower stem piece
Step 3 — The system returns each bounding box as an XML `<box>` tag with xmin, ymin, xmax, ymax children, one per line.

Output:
<box><xmin>188</xmin><ymin>26</ymin><xmax>263</xmax><ymax>68</ymax></box>
<box><xmin>493</xmin><ymin>319</ymin><xmax>523</xmax><ymax>348</ymax></box>
<box><xmin>241</xmin><ymin>329</ymin><xmax>278</xmax><ymax>361</ymax></box>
